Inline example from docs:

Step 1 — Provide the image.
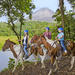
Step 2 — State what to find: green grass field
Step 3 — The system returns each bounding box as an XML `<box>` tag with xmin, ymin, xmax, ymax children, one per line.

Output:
<box><xmin>0</xmin><ymin>36</ymin><xmax>18</xmax><ymax>50</ymax></box>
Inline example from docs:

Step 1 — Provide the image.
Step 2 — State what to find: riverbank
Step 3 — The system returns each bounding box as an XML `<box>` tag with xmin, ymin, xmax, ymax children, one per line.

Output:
<box><xmin>0</xmin><ymin>56</ymin><xmax>75</xmax><ymax>75</ymax></box>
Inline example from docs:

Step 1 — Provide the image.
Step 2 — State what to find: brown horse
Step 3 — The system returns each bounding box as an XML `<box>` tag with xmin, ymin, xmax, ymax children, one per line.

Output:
<box><xmin>30</xmin><ymin>35</ymin><xmax>75</xmax><ymax>75</ymax></box>
<box><xmin>2</xmin><ymin>39</ymin><xmax>24</xmax><ymax>72</ymax></box>
<box><xmin>30</xmin><ymin>35</ymin><xmax>49</xmax><ymax>68</ymax></box>
<box><xmin>38</xmin><ymin>35</ymin><xmax>75</xmax><ymax>75</ymax></box>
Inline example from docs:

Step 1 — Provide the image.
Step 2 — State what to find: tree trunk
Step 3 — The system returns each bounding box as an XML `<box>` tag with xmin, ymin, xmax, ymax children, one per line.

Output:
<box><xmin>59</xmin><ymin>0</ymin><xmax>65</xmax><ymax>39</ymax></box>
<box><xmin>59</xmin><ymin>0</ymin><xmax>65</xmax><ymax>27</ymax></box>
<box><xmin>7</xmin><ymin>10</ymin><xmax>20</xmax><ymax>44</ymax></box>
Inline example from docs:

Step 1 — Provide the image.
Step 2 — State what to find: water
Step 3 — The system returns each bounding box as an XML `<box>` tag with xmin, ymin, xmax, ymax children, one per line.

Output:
<box><xmin>0</xmin><ymin>50</ymin><xmax>37</xmax><ymax>72</ymax></box>
<box><xmin>0</xmin><ymin>51</ymin><xmax>14</xmax><ymax>72</ymax></box>
<box><xmin>0</xmin><ymin>50</ymin><xmax>50</xmax><ymax>72</ymax></box>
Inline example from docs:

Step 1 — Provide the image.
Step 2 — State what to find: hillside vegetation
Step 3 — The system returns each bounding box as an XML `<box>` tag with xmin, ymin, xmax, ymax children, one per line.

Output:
<box><xmin>0</xmin><ymin>21</ymin><xmax>57</xmax><ymax>50</ymax></box>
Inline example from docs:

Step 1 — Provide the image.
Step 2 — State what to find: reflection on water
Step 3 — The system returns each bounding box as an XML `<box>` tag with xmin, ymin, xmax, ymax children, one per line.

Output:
<box><xmin>0</xmin><ymin>51</ymin><xmax>14</xmax><ymax>72</ymax></box>
<box><xmin>0</xmin><ymin>50</ymin><xmax>50</xmax><ymax>72</ymax></box>
<box><xmin>0</xmin><ymin>50</ymin><xmax>37</xmax><ymax>72</ymax></box>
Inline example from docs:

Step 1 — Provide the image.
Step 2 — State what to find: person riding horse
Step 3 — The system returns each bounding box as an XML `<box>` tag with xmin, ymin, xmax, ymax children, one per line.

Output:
<box><xmin>56</xmin><ymin>27</ymin><xmax>67</xmax><ymax>55</ymax></box>
<box><xmin>22</xmin><ymin>30</ymin><xmax>29</xmax><ymax>59</ymax></box>
<box><xmin>43</xmin><ymin>27</ymin><xmax>51</xmax><ymax>39</ymax></box>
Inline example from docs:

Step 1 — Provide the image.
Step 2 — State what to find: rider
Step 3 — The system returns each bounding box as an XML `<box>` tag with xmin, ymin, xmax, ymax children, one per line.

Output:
<box><xmin>43</xmin><ymin>27</ymin><xmax>51</xmax><ymax>39</ymax></box>
<box><xmin>22</xmin><ymin>30</ymin><xmax>29</xmax><ymax>59</ymax></box>
<box><xmin>56</xmin><ymin>27</ymin><xmax>67</xmax><ymax>55</ymax></box>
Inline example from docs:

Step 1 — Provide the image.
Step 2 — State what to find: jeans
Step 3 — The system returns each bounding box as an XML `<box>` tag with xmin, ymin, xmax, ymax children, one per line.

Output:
<box><xmin>59</xmin><ymin>40</ymin><xmax>67</xmax><ymax>52</ymax></box>
<box><xmin>24</xmin><ymin>45</ymin><xmax>28</xmax><ymax>56</ymax></box>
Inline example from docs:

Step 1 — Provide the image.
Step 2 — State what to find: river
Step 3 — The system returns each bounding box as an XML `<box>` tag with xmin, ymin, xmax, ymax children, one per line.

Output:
<box><xmin>0</xmin><ymin>50</ymin><xmax>50</xmax><ymax>72</ymax></box>
<box><xmin>0</xmin><ymin>51</ymin><xmax>14</xmax><ymax>72</ymax></box>
<box><xmin>0</xmin><ymin>50</ymin><xmax>38</xmax><ymax>72</ymax></box>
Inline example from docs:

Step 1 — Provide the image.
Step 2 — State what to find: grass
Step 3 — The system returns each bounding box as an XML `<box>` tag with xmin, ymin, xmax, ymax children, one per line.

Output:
<box><xmin>0</xmin><ymin>36</ymin><xmax>31</xmax><ymax>50</ymax></box>
<box><xmin>0</xmin><ymin>36</ymin><xmax>18</xmax><ymax>50</ymax></box>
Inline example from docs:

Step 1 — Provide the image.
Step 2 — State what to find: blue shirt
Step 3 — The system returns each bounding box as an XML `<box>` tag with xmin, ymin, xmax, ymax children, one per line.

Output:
<box><xmin>57</xmin><ymin>32</ymin><xmax>64</xmax><ymax>40</ymax></box>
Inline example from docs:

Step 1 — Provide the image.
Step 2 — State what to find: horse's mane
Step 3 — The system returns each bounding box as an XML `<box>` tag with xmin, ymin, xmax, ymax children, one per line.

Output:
<box><xmin>10</xmin><ymin>41</ymin><xmax>16</xmax><ymax>45</ymax></box>
<box><xmin>7</xmin><ymin>39</ymin><xmax>16</xmax><ymax>45</ymax></box>
<box><xmin>40</xmin><ymin>34</ymin><xmax>46</xmax><ymax>40</ymax></box>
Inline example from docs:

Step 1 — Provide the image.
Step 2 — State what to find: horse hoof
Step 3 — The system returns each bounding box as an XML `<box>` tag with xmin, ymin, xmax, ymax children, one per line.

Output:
<box><xmin>34</xmin><ymin>62</ymin><xmax>37</xmax><ymax>65</ymax></box>
<box><xmin>41</xmin><ymin>65</ymin><xmax>45</xmax><ymax>69</ymax></box>
<box><xmin>69</xmin><ymin>68</ymin><xmax>72</xmax><ymax>71</ymax></box>
<box><xmin>22</xmin><ymin>67</ymin><xmax>24</xmax><ymax>71</ymax></box>
<box><xmin>12</xmin><ymin>70</ymin><xmax>15</xmax><ymax>73</ymax></box>
<box><xmin>48</xmin><ymin>70</ymin><xmax>52</xmax><ymax>75</ymax></box>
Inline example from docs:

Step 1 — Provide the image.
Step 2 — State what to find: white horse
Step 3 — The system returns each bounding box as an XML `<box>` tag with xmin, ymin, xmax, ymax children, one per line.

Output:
<box><xmin>2</xmin><ymin>39</ymin><xmax>25</xmax><ymax>72</ymax></box>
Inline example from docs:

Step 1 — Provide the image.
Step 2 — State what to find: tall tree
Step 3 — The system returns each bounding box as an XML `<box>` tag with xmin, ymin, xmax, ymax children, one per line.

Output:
<box><xmin>59</xmin><ymin>0</ymin><xmax>65</xmax><ymax>28</ymax></box>
<box><xmin>0</xmin><ymin>0</ymin><xmax>35</xmax><ymax>44</ymax></box>
<box><xmin>67</xmin><ymin>0</ymin><xmax>75</xmax><ymax>8</ymax></box>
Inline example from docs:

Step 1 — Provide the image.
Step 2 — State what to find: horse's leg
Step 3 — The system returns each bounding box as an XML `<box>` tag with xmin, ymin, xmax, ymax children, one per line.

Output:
<box><xmin>48</xmin><ymin>68</ymin><xmax>53</xmax><ymax>75</ymax></box>
<box><xmin>12</xmin><ymin>58</ymin><xmax>18</xmax><ymax>73</ymax></box>
<box><xmin>20</xmin><ymin>57</ymin><xmax>24</xmax><ymax>70</ymax></box>
<box><xmin>33</xmin><ymin>54</ymin><xmax>38</xmax><ymax>65</ymax></box>
<box><xmin>19</xmin><ymin>53</ymin><xmax>24</xmax><ymax>71</ymax></box>
<box><xmin>69</xmin><ymin>56</ymin><xmax>75</xmax><ymax>70</ymax></box>
<box><xmin>54</xmin><ymin>58</ymin><xmax>59</xmax><ymax>72</ymax></box>
<box><xmin>48</xmin><ymin>56</ymin><xmax>54</xmax><ymax>75</ymax></box>
<box><xmin>40</xmin><ymin>55</ymin><xmax>46</xmax><ymax>68</ymax></box>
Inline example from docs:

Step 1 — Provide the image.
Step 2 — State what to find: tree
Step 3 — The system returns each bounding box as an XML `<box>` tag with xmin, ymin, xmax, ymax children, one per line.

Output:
<box><xmin>53</xmin><ymin>9</ymin><xmax>75</xmax><ymax>40</ymax></box>
<box><xmin>67</xmin><ymin>0</ymin><xmax>75</xmax><ymax>8</ymax></box>
<box><xmin>0</xmin><ymin>0</ymin><xmax>35</xmax><ymax>44</ymax></box>
<box><xmin>59</xmin><ymin>0</ymin><xmax>65</xmax><ymax>28</ymax></box>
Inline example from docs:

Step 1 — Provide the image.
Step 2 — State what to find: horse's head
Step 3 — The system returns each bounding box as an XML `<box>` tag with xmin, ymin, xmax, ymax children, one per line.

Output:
<box><xmin>30</xmin><ymin>35</ymin><xmax>40</xmax><ymax>43</ymax></box>
<box><xmin>2</xmin><ymin>39</ymin><xmax>16</xmax><ymax>51</ymax></box>
<box><xmin>37</xmin><ymin>34</ymin><xmax>46</xmax><ymax>45</ymax></box>
<box><xmin>66</xmin><ymin>40</ymin><xmax>74</xmax><ymax>50</ymax></box>
<box><xmin>2</xmin><ymin>39</ymin><xmax>10</xmax><ymax>51</ymax></box>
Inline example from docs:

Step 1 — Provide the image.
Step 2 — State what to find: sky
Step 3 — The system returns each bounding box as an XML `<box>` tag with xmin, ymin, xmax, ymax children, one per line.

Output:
<box><xmin>0</xmin><ymin>0</ymin><xmax>72</xmax><ymax>22</ymax></box>
<box><xmin>33</xmin><ymin>0</ymin><xmax>72</xmax><ymax>12</ymax></box>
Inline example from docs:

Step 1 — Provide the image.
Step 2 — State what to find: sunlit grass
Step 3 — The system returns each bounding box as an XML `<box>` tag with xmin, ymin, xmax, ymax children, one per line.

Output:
<box><xmin>0</xmin><ymin>36</ymin><xmax>19</xmax><ymax>50</ymax></box>
<box><xmin>0</xmin><ymin>36</ymin><xmax>31</xmax><ymax>50</ymax></box>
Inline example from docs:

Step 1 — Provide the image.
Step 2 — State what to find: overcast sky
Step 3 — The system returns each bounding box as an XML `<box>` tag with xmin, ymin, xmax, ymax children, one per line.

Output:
<box><xmin>33</xmin><ymin>0</ymin><xmax>72</xmax><ymax>12</ymax></box>
<box><xmin>0</xmin><ymin>0</ymin><xmax>72</xmax><ymax>22</ymax></box>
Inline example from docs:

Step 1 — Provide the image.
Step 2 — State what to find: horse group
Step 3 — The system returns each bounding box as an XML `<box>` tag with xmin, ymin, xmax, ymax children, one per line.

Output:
<box><xmin>2</xmin><ymin>35</ymin><xmax>75</xmax><ymax>75</ymax></box>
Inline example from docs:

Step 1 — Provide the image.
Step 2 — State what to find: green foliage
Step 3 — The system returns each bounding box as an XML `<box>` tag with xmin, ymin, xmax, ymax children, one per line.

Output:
<box><xmin>0</xmin><ymin>21</ymin><xmax>57</xmax><ymax>39</ymax></box>
<box><xmin>8</xmin><ymin>58</ymin><xmax>15</xmax><ymax>69</ymax></box>
<box><xmin>53</xmin><ymin>9</ymin><xmax>75</xmax><ymax>40</ymax></box>
<box><xmin>0</xmin><ymin>0</ymin><xmax>35</xmax><ymax>42</ymax></box>
<box><xmin>1</xmin><ymin>68</ymin><xmax>8</xmax><ymax>72</ymax></box>
<box><xmin>67</xmin><ymin>0</ymin><xmax>75</xmax><ymax>8</ymax></box>
<box><xmin>8</xmin><ymin>58</ymin><xmax>22</xmax><ymax>70</ymax></box>
<box><xmin>0</xmin><ymin>22</ymin><xmax>14</xmax><ymax>36</ymax></box>
<box><xmin>0</xmin><ymin>21</ymin><xmax>57</xmax><ymax>50</ymax></box>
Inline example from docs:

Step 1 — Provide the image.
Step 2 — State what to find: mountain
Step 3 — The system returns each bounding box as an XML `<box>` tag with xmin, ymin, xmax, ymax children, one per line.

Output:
<box><xmin>29</xmin><ymin>8</ymin><xmax>55</xmax><ymax>22</ymax></box>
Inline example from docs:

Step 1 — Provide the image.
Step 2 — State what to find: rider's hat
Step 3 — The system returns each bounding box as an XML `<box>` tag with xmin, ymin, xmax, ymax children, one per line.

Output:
<box><xmin>24</xmin><ymin>30</ymin><xmax>28</xmax><ymax>33</ymax></box>
<box><xmin>45</xmin><ymin>27</ymin><xmax>50</xmax><ymax>30</ymax></box>
<box><xmin>58</xmin><ymin>27</ymin><xmax>64</xmax><ymax>31</ymax></box>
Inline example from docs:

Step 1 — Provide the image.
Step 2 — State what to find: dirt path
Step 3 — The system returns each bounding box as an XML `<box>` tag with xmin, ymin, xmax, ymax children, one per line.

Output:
<box><xmin>0</xmin><ymin>57</ymin><xmax>75</xmax><ymax>75</ymax></box>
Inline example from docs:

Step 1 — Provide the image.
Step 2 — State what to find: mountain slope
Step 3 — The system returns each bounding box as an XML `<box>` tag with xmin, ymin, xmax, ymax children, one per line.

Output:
<box><xmin>29</xmin><ymin>8</ymin><xmax>55</xmax><ymax>22</ymax></box>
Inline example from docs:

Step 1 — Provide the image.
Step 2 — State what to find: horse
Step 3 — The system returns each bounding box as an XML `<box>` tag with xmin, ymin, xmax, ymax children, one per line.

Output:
<box><xmin>38</xmin><ymin>35</ymin><xmax>75</xmax><ymax>75</ymax></box>
<box><xmin>29</xmin><ymin>35</ymin><xmax>48</xmax><ymax>68</ymax></box>
<box><xmin>2</xmin><ymin>39</ymin><xmax>25</xmax><ymax>72</ymax></box>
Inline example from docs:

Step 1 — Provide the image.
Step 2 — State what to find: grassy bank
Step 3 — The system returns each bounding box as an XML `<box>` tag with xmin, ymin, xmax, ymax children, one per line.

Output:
<box><xmin>0</xmin><ymin>36</ymin><xmax>32</xmax><ymax>50</ymax></box>
<box><xmin>0</xmin><ymin>36</ymin><xmax>18</xmax><ymax>50</ymax></box>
